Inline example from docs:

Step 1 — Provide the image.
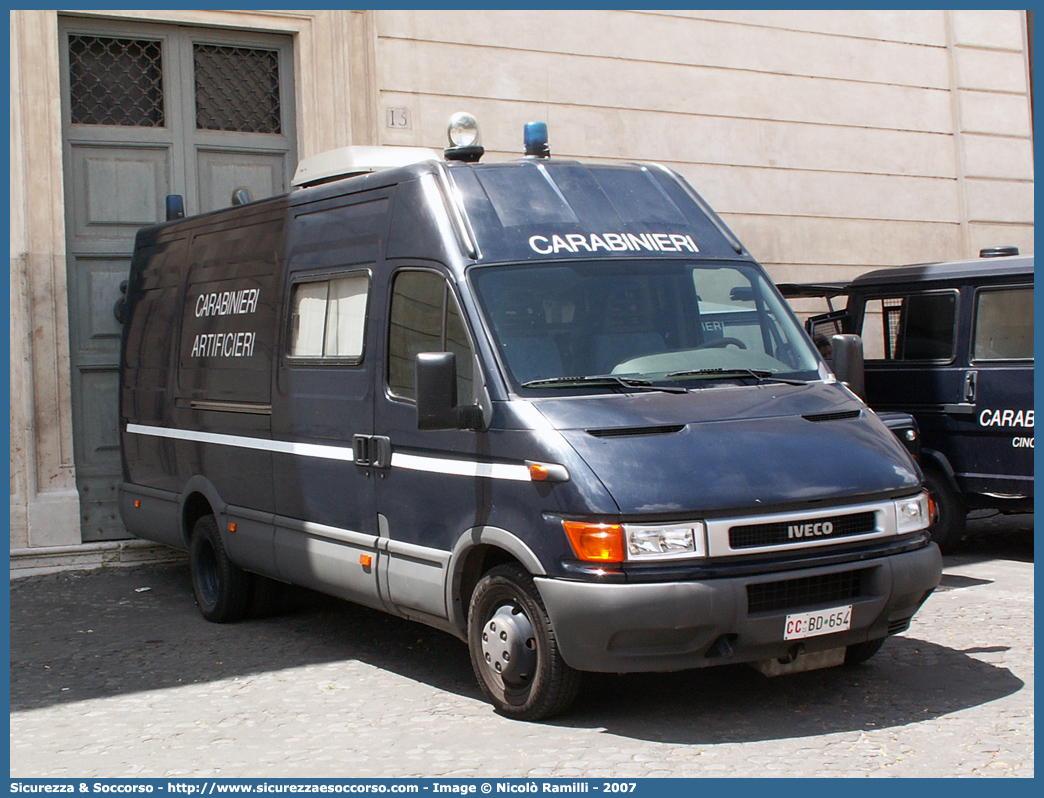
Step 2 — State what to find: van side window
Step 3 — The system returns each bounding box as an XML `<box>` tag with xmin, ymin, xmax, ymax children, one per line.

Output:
<box><xmin>973</xmin><ymin>287</ymin><xmax>1033</xmax><ymax>361</ymax></box>
<box><xmin>388</xmin><ymin>270</ymin><xmax>474</xmax><ymax>401</ymax></box>
<box><xmin>288</xmin><ymin>273</ymin><xmax>369</xmax><ymax>360</ymax></box>
<box><xmin>861</xmin><ymin>292</ymin><xmax>956</xmax><ymax>362</ymax></box>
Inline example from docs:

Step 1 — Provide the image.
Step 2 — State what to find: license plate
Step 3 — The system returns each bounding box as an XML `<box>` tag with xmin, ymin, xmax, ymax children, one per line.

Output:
<box><xmin>784</xmin><ymin>605</ymin><xmax>852</xmax><ymax>640</ymax></box>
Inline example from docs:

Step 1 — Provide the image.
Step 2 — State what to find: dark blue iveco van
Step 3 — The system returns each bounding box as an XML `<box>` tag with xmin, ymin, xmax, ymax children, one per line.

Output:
<box><xmin>118</xmin><ymin>116</ymin><xmax>942</xmax><ymax>720</ymax></box>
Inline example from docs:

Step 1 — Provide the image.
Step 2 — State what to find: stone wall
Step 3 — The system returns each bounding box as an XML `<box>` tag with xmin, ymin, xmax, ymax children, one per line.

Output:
<box><xmin>372</xmin><ymin>9</ymin><xmax>1034</xmax><ymax>282</ymax></box>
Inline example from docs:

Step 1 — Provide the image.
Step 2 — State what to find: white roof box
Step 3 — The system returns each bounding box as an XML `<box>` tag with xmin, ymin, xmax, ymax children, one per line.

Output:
<box><xmin>292</xmin><ymin>145</ymin><xmax>441</xmax><ymax>187</ymax></box>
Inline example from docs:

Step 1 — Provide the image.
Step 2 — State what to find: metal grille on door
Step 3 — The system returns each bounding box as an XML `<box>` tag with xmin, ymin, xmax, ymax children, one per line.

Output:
<box><xmin>68</xmin><ymin>35</ymin><xmax>164</xmax><ymax>127</ymax></box>
<box><xmin>193</xmin><ymin>44</ymin><xmax>282</xmax><ymax>134</ymax></box>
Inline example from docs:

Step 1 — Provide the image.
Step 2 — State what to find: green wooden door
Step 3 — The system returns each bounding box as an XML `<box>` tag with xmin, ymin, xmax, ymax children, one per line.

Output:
<box><xmin>58</xmin><ymin>17</ymin><xmax>297</xmax><ymax>540</ymax></box>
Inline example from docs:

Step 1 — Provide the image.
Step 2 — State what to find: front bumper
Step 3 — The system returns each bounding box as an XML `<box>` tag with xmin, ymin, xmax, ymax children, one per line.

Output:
<box><xmin>536</xmin><ymin>540</ymin><xmax>941</xmax><ymax>673</ymax></box>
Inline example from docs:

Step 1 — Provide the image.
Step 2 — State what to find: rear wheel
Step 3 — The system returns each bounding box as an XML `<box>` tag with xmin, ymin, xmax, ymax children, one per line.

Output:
<box><xmin>923</xmin><ymin>468</ymin><xmax>965</xmax><ymax>553</ymax></box>
<box><xmin>189</xmin><ymin>514</ymin><xmax>252</xmax><ymax>623</ymax></box>
<box><xmin>468</xmin><ymin>564</ymin><xmax>580</xmax><ymax>721</ymax></box>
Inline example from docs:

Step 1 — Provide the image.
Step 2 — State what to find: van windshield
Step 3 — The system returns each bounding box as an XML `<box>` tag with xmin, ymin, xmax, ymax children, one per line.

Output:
<box><xmin>471</xmin><ymin>259</ymin><xmax>821</xmax><ymax>391</ymax></box>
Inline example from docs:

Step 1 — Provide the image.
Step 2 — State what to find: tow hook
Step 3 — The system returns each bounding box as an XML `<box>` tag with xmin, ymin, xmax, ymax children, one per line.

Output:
<box><xmin>778</xmin><ymin>642</ymin><xmax>805</xmax><ymax>664</ymax></box>
<box><xmin>706</xmin><ymin>634</ymin><xmax>737</xmax><ymax>659</ymax></box>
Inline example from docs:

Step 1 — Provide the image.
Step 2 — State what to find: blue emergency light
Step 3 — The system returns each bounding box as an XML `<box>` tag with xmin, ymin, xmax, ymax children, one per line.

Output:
<box><xmin>524</xmin><ymin>122</ymin><xmax>550</xmax><ymax>158</ymax></box>
<box><xmin>165</xmin><ymin>194</ymin><xmax>185</xmax><ymax>221</ymax></box>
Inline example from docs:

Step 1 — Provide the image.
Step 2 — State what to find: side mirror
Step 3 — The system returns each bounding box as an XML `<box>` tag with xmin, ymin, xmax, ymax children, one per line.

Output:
<box><xmin>416</xmin><ymin>352</ymin><xmax>483</xmax><ymax>431</ymax></box>
<box><xmin>831</xmin><ymin>334</ymin><xmax>865</xmax><ymax>400</ymax></box>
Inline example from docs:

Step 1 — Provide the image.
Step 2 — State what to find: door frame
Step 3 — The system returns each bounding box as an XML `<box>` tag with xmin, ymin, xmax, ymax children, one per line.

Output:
<box><xmin>57</xmin><ymin>14</ymin><xmax>297</xmax><ymax>540</ymax></box>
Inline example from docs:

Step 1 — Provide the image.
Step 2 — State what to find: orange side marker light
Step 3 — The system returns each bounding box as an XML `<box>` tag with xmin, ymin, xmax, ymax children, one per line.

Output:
<box><xmin>529</xmin><ymin>463</ymin><xmax>550</xmax><ymax>481</ymax></box>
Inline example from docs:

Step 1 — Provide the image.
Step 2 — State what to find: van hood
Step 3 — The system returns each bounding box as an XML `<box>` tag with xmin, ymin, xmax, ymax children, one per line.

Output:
<box><xmin>534</xmin><ymin>382</ymin><xmax>920</xmax><ymax>516</ymax></box>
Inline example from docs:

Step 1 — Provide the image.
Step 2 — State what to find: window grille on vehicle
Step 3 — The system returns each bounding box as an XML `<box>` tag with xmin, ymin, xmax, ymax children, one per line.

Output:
<box><xmin>194</xmin><ymin>44</ymin><xmax>281</xmax><ymax>133</ymax></box>
<box><xmin>68</xmin><ymin>35</ymin><xmax>164</xmax><ymax>127</ymax></box>
<box><xmin>747</xmin><ymin>569</ymin><xmax>867</xmax><ymax>615</ymax></box>
<box><xmin>883</xmin><ymin>298</ymin><xmax>902</xmax><ymax>359</ymax></box>
<box><xmin>729</xmin><ymin>511</ymin><xmax>877</xmax><ymax>549</ymax></box>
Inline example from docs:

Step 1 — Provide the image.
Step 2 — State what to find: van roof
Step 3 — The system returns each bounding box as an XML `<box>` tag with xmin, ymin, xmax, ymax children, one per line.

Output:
<box><xmin>779</xmin><ymin>254</ymin><xmax>1033</xmax><ymax>300</ymax></box>
<box><xmin>849</xmin><ymin>254</ymin><xmax>1033</xmax><ymax>288</ymax></box>
<box><xmin>443</xmin><ymin>158</ymin><xmax>748</xmax><ymax>264</ymax></box>
<box><xmin>143</xmin><ymin>156</ymin><xmax>753</xmax><ymax>265</ymax></box>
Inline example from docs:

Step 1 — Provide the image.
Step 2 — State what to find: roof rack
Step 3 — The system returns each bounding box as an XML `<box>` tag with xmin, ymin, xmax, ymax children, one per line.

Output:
<box><xmin>292</xmin><ymin>145</ymin><xmax>440</xmax><ymax>188</ymax></box>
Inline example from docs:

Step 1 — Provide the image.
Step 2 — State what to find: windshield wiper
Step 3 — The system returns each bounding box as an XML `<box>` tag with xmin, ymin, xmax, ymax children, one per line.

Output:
<box><xmin>665</xmin><ymin>368</ymin><xmax>806</xmax><ymax>386</ymax></box>
<box><xmin>521</xmin><ymin>375</ymin><xmax>688</xmax><ymax>393</ymax></box>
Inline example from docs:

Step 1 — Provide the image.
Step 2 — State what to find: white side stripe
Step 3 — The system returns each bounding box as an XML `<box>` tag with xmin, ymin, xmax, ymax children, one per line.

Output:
<box><xmin>391</xmin><ymin>452</ymin><xmax>531</xmax><ymax>482</ymax></box>
<box><xmin>126</xmin><ymin>423</ymin><xmax>355</xmax><ymax>462</ymax></box>
<box><xmin>126</xmin><ymin>423</ymin><xmax>533</xmax><ymax>481</ymax></box>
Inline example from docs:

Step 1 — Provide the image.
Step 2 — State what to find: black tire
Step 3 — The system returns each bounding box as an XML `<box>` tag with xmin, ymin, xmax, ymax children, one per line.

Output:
<box><xmin>923</xmin><ymin>468</ymin><xmax>966</xmax><ymax>553</ymax></box>
<box><xmin>189</xmin><ymin>514</ymin><xmax>252</xmax><ymax>623</ymax></box>
<box><xmin>844</xmin><ymin>637</ymin><xmax>885</xmax><ymax>666</ymax></box>
<box><xmin>467</xmin><ymin>564</ymin><xmax>581</xmax><ymax>721</ymax></box>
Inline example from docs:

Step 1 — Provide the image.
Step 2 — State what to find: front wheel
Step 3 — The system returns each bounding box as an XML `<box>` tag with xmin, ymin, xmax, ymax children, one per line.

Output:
<box><xmin>467</xmin><ymin>564</ymin><xmax>581</xmax><ymax>721</ymax></box>
<box><xmin>923</xmin><ymin>468</ymin><xmax>965</xmax><ymax>554</ymax></box>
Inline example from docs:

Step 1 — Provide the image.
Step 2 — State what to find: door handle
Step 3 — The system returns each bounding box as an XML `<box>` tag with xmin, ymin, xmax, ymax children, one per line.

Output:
<box><xmin>352</xmin><ymin>434</ymin><xmax>371</xmax><ymax>466</ymax></box>
<box><xmin>370</xmin><ymin>436</ymin><xmax>392</xmax><ymax>469</ymax></box>
<box><xmin>352</xmin><ymin>434</ymin><xmax>392</xmax><ymax>469</ymax></box>
<box><xmin>964</xmin><ymin>371</ymin><xmax>978</xmax><ymax>403</ymax></box>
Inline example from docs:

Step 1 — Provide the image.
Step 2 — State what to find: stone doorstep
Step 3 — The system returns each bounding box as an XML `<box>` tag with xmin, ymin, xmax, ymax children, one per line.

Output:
<box><xmin>9</xmin><ymin>540</ymin><xmax>187</xmax><ymax>580</ymax></box>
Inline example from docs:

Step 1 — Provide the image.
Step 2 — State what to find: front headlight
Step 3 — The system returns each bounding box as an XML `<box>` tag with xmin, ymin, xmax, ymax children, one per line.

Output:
<box><xmin>894</xmin><ymin>492</ymin><xmax>931</xmax><ymax>535</ymax></box>
<box><xmin>623</xmin><ymin>522</ymin><xmax>707</xmax><ymax>560</ymax></box>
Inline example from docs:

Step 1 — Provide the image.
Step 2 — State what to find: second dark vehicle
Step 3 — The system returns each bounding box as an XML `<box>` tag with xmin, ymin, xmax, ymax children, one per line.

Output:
<box><xmin>783</xmin><ymin>252</ymin><xmax>1034</xmax><ymax>551</ymax></box>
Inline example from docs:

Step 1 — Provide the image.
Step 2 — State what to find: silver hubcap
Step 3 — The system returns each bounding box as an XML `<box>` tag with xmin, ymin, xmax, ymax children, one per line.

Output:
<box><xmin>481</xmin><ymin>603</ymin><xmax>536</xmax><ymax>685</ymax></box>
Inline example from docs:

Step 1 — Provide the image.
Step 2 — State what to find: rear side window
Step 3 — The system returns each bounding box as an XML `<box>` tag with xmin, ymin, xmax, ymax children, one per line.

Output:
<box><xmin>388</xmin><ymin>270</ymin><xmax>474</xmax><ymax>401</ymax></box>
<box><xmin>288</xmin><ymin>273</ymin><xmax>369</xmax><ymax>360</ymax></box>
<box><xmin>861</xmin><ymin>291</ymin><xmax>957</xmax><ymax>362</ymax></box>
<box><xmin>974</xmin><ymin>287</ymin><xmax>1033</xmax><ymax>361</ymax></box>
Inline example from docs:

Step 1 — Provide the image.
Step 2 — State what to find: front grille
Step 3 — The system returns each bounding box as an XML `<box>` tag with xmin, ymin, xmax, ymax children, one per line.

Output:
<box><xmin>747</xmin><ymin>569</ymin><xmax>866</xmax><ymax>614</ymax></box>
<box><xmin>730</xmin><ymin>511</ymin><xmax>877</xmax><ymax>549</ymax></box>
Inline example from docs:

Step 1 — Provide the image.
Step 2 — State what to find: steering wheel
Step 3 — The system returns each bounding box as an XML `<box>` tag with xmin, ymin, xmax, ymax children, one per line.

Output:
<box><xmin>697</xmin><ymin>337</ymin><xmax>748</xmax><ymax>350</ymax></box>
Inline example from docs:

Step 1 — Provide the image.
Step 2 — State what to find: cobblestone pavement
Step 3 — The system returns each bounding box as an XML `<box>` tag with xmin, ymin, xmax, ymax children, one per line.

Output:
<box><xmin>10</xmin><ymin>514</ymin><xmax>1033</xmax><ymax>778</ymax></box>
